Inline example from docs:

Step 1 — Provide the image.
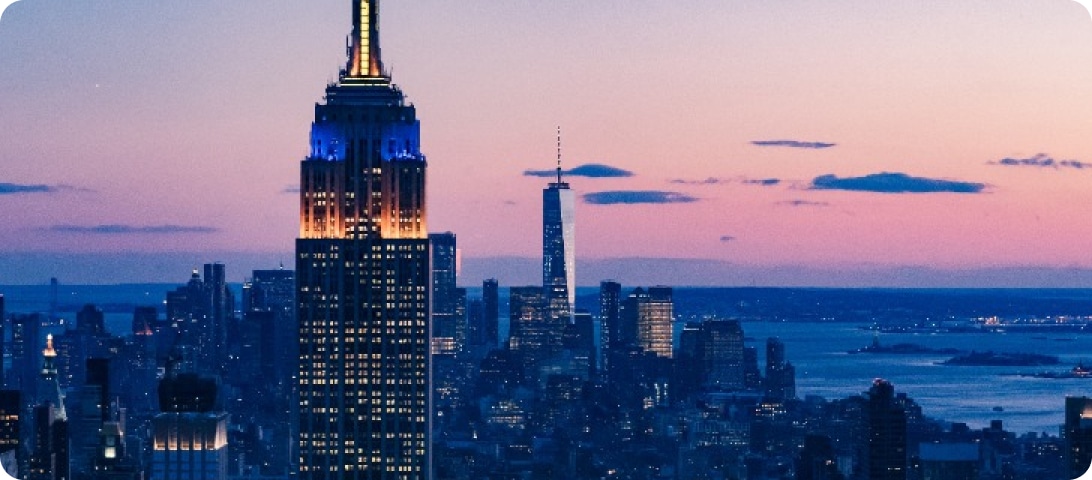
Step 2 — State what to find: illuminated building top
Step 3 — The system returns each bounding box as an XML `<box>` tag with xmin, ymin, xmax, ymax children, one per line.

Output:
<box><xmin>347</xmin><ymin>0</ymin><xmax>385</xmax><ymax>79</ymax></box>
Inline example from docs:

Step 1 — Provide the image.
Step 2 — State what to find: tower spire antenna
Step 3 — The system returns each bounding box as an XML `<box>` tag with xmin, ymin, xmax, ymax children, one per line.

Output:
<box><xmin>348</xmin><ymin>0</ymin><xmax>385</xmax><ymax>78</ymax></box>
<box><xmin>556</xmin><ymin>126</ymin><xmax>563</xmax><ymax>184</ymax></box>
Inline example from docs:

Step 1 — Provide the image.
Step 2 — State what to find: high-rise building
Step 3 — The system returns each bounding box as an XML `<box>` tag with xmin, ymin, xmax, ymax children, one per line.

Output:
<box><xmin>431</xmin><ymin>233</ymin><xmax>458</xmax><ymax>356</ymax></box>
<box><xmin>0</xmin><ymin>294</ymin><xmax>4</xmax><ymax>387</ymax></box>
<box><xmin>598</xmin><ymin>281</ymin><xmax>621</xmax><ymax>378</ymax></box>
<box><xmin>703</xmin><ymin>320</ymin><xmax>745</xmax><ymax>391</ymax></box>
<box><xmin>76</xmin><ymin>305</ymin><xmax>105</xmax><ymax>337</ymax></box>
<box><xmin>621</xmin><ymin>287</ymin><xmax>674</xmax><ymax>359</ymax></box>
<box><xmin>31</xmin><ymin>335</ymin><xmax>69</xmax><ymax>480</ymax></box>
<box><xmin>0</xmin><ymin>390</ymin><xmax>19</xmax><ymax>462</ymax></box>
<box><xmin>203</xmin><ymin>263</ymin><xmax>233</xmax><ymax>375</ymax></box>
<box><xmin>73</xmin><ymin>359</ymin><xmax>108</xmax><ymax>474</ymax></box>
<box><xmin>765</xmin><ymin>337</ymin><xmax>796</xmax><ymax>400</ymax></box>
<box><xmin>0</xmin><ymin>294</ymin><xmax>4</xmax><ymax>390</ymax></box>
<box><xmin>542</xmin><ymin>138</ymin><xmax>575</xmax><ymax>328</ymax></box>
<box><xmin>164</xmin><ymin>266</ymin><xmax>233</xmax><ymax>375</ymax></box>
<box><xmin>918</xmin><ymin>443</ymin><xmax>978</xmax><ymax>480</ymax></box>
<box><xmin>1066</xmin><ymin>396</ymin><xmax>1092</xmax><ymax>478</ymax></box>
<box><xmin>508</xmin><ymin>287</ymin><xmax>548</xmax><ymax>384</ymax></box>
<box><xmin>152</xmin><ymin>374</ymin><xmax>228</xmax><ymax>480</ymax></box>
<box><xmin>796</xmin><ymin>435</ymin><xmax>845</xmax><ymax>480</ymax></box>
<box><xmin>130</xmin><ymin>307</ymin><xmax>157</xmax><ymax>337</ymax></box>
<box><xmin>482</xmin><ymin>279</ymin><xmax>500</xmax><ymax>348</ymax></box>
<box><xmin>246</xmin><ymin>268</ymin><xmax>296</xmax><ymax>382</ymax></box>
<box><xmin>867</xmin><ymin>379</ymin><xmax>907</xmax><ymax>480</ymax></box>
<box><xmin>295</xmin><ymin>1</ymin><xmax>431</xmax><ymax>477</ymax></box>
<box><xmin>11</xmin><ymin>314</ymin><xmax>41</xmax><ymax>397</ymax></box>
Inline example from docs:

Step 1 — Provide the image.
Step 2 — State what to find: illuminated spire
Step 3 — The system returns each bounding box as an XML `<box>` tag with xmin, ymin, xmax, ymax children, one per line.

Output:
<box><xmin>43</xmin><ymin>333</ymin><xmax>56</xmax><ymax>358</ymax></box>
<box><xmin>556</xmin><ymin>126</ymin><xmax>563</xmax><ymax>184</ymax></box>
<box><xmin>348</xmin><ymin>0</ymin><xmax>385</xmax><ymax>78</ymax></box>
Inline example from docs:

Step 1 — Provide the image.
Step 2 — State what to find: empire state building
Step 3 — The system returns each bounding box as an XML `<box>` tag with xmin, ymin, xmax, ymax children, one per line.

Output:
<box><xmin>296</xmin><ymin>1</ymin><xmax>431</xmax><ymax>478</ymax></box>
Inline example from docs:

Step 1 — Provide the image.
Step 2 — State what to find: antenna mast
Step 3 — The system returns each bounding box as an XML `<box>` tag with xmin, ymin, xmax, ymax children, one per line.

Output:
<box><xmin>556</xmin><ymin>126</ymin><xmax>562</xmax><ymax>184</ymax></box>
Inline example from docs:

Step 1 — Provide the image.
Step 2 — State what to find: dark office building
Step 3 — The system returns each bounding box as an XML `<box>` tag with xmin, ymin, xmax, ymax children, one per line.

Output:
<box><xmin>483</xmin><ymin>279</ymin><xmax>499</xmax><ymax>348</ymax></box>
<box><xmin>703</xmin><ymin>320</ymin><xmax>745</xmax><ymax>391</ymax></box>
<box><xmin>431</xmin><ymin>233</ymin><xmax>459</xmax><ymax>355</ymax></box>
<box><xmin>11</xmin><ymin>314</ymin><xmax>41</xmax><ymax>397</ymax></box>
<box><xmin>0</xmin><ymin>294</ymin><xmax>4</xmax><ymax>387</ymax></box>
<box><xmin>743</xmin><ymin>346</ymin><xmax>762</xmax><ymax>390</ymax></box>
<box><xmin>295</xmin><ymin>1</ymin><xmax>431</xmax><ymax>477</ymax></box>
<box><xmin>509</xmin><ymin>286</ymin><xmax>555</xmax><ymax>384</ymax></box>
<box><xmin>867</xmin><ymin>379</ymin><xmax>908</xmax><ymax>480</ymax></box>
<box><xmin>599</xmin><ymin>281</ymin><xmax>621</xmax><ymax>378</ymax></box>
<box><xmin>203</xmin><ymin>262</ymin><xmax>233</xmax><ymax>375</ymax></box>
<box><xmin>797</xmin><ymin>435</ymin><xmax>845</xmax><ymax>480</ymax></box>
<box><xmin>162</xmin><ymin>262</ymin><xmax>235</xmax><ymax>376</ymax></box>
<box><xmin>130</xmin><ymin>306</ymin><xmax>157</xmax><ymax>336</ymax></box>
<box><xmin>76</xmin><ymin>305</ymin><xmax>105</xmax><ymax>337</ymax></box>
<box><xmin>1066</xmin><ymin>396</ymin><xmax>1092</xmax><ymax>478</ymax></box>
<box><xmin>246</xmin><ymin>268</ymin><xmax>296</xmax><ymax>382</ymax></box>
<box><xmin>0</xmin><ymin>390</ymin><xmax>19</xmax><ymax>456</ymax></box>
<box><xmin>765</xmin><ymin>337</ymin><xmax>796</xmax><ymax>400</ymax></box>
<box><xmin>919</xmin><ymin>443</ymin><xmax>978</xmax><ymax>480</ymax></box>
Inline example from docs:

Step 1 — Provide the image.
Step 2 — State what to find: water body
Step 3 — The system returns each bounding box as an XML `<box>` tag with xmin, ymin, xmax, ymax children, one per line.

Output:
<box><xmin>741</xmin><ymin>321</ymin><xmax>1090</xmax><ymax>435</ymax></box>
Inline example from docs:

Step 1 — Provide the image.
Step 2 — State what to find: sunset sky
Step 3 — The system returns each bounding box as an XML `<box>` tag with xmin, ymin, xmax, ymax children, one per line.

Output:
<box><xmin>0</xmin><ymin>0</ymin><xmax>1090</xmax><ymax>285</ymax></box>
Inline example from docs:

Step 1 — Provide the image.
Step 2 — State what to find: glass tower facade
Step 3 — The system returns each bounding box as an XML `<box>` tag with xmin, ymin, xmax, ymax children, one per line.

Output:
<box><xmin>296</xmin><ymin>1</ymin><xmax>431</xmax><ymax>478</ymax></box>
<box><xmin>542</xmin><ymin>176</ymin><xmax>575</xmax><ymax>328</ymax></box>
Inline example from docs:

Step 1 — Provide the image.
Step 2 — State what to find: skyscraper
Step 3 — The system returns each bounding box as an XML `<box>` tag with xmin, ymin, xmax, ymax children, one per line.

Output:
<box><xmin>764</xmin><ymin>337</ymin><xmax>796</xmax><ymax>400</ymax></box>
<box><xmin>1065</xmin><ymin>396</ymin><xmax>1092</xmax><ymax>478</ymax></box>
<box><xmin>867</xmin><ymin>379</ymin><xmax>907</xmax><ymax>480</ymax></box>
<box><xmin>152</xmin><ymin>374</ymin><xmax>228</xmax><ymax>480</ymax></box>
<box><xmin>482</xmin><ymin>279</ymin><xmax>500</xmax><ymax>348</ymax></box>
<box><xmin>31</xmin><ymin>335</ymin><xmax>69</xmax><ymax>480</ymax></box>
<box><xmin>296</xmin><ymin>1</ymin><xmax>431</xmax><ymax>477</ymax></box>
<box><xmin>620</xmin><ymin>287</ymin><xmax>674</xmax><ymax>359</ymax></box>
<box><xmin>542</xmin><ymin>133</ymin><xmax>575</xmax><ymax>328</ymax></box>
<box><xmin>244</xmin><ymin>268</ymin><xmax>296</xmax><ymax>383</ymax></box>
<box><xmin>508</xmin><ymin>286</ymin><xmax>547</xmax><ymax>384</ymax></box>
<box><xmin>203</xmin><ymin>262</ymin><xmax>233</xmax><ymax>375</ymax></box>
<box><xmin>598</xmin><ymin>281</ymin><xmax>621</xmax><ymax>379</ymax></box>
<box><xmin>430</xmin><ymin>233</ymin><xmax>458</xmax><ymax>356</ymax></box>
<box><xmin>702</xmin><ymin>319</ymin><xmax>745</xmax><ymax>390</ymax></box>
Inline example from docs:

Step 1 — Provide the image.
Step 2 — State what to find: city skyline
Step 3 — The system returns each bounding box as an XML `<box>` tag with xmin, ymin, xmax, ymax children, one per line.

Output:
<box><xmin>1</xmin><ymin>1</ymin><xmax>1092</xmax><ymax>286</ymax></box>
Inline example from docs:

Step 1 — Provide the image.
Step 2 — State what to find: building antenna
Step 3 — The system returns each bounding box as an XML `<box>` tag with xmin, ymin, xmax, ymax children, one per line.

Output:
<box><xmin>556</xmin><ymin>126</ymin><xmax>563</xmax><ymax>183</ymax></box>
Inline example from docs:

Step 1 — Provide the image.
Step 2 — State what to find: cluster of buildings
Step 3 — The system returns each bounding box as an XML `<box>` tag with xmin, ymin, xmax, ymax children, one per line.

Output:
<box><xmin>0</xmin><ymin>263</ymin><xmax>296</xmax><ymax>479</ymax></box>
<box><xmin>0</xmin><ymin>1</ymin><xmax>1091</xmax><ymax>479</ymax></box>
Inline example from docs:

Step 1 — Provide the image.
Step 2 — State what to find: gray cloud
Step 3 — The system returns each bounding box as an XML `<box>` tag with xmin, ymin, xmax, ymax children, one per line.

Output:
<box><xmin>752</xmin><ymin>140</ymin><xmax>836</xmax><ymax>149</ymax></box>
<box><xmin>720</xmin><ymin>235</ymin><xmax>737</xmax><ymax>242</ymax></box>
<box><xmin>669</xmin><ymin>176</ymin><xmax>781</xmax><ymax>187</ymax></box>
<box><xmin>810</xmin><ymin>173</ymin><xmax>986</xmax><ymax>194</ymax></box>
<box><xmin>670</xmin><ymin>177</ymin><xmax>726</xmax><ymax>185</ymax></box>
<box><xmin>741</xmin><ymin>178</ymin><xmax>781</xmax><ymax>186</ymax></box>
<box><xmin>583</xmin><ymin>190</ymin><xmax>699</xmax><ymax>205</ymax></box>
<box><xmin>49</xmin><ymin>224</ymin><xmax>219</xmax><ymax>234</ymax></box>
<box><xmin>0</xmin><ymin>182</ymin><xmax>57</xmax><ymax>195</ymax></box>
<box><xmin>990</xmin><ymin>153</ymin><xmax>1088</xmax><ymax>170</ymax></box>
<box><xmin>778</xmin><ymin>199</ymin><xmax>831</xmax><ymax>207</ymax></box>
<box><xmin>282</xmin><ymin>185</ymin><xmax>300</xmax><ymax>194</ymax></box>
<box><xmin>524</xmin><ymin>163</ymin><xmax>634</xmax><ymax>178</ymax></box>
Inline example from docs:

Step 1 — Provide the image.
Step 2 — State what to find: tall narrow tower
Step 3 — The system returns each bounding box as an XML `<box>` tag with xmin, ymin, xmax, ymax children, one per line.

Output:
<box><xmin>542</xmin><ymin>128</ymin><xmax>575</xmax><ymax>332</ymax></box>
<box><xmin>296</xmin><ymin>1</ymin><xmax>431</xmax><ymax>478</ymax></box>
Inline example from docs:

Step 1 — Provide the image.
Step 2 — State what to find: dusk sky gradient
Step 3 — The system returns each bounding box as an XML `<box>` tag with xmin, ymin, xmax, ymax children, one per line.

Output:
<box><xmin>0</xmin><ymin>0</ymin><xmax>1091</xmax><ymax>285</ymax></box>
